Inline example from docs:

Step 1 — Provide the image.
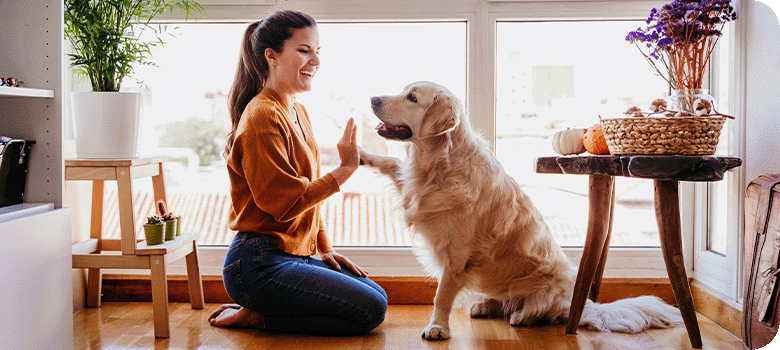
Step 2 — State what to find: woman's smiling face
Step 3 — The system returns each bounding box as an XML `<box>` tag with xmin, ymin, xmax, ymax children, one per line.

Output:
<box><xmin>268</xmin><ymin>25</ymin><xmax>321</xmax><ymax>95</ymax></box>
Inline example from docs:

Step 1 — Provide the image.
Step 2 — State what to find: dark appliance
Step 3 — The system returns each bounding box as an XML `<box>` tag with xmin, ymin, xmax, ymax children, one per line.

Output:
<box><xmin>0</xmin><ymin>136</ymin><xmax>35</xmax><ymax>207</ymax></box>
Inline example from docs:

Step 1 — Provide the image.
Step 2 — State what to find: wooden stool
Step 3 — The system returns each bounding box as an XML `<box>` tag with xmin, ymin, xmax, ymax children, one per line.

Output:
<box><xmin>68</xmin><ymin>157</ymin><xmax>204</xmax><ymax>338</ymax></box>
<box><xmin>535</xmin><ymin>155</ymin><xmax>742</xmax><ymax>348</ymax></box>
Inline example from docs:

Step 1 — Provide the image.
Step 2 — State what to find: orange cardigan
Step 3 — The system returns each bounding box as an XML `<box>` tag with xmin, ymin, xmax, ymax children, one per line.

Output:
<box><xmin>227</xmin><ymin>88</ymin><xmax>340</xmax><ymax>256</ymax></box>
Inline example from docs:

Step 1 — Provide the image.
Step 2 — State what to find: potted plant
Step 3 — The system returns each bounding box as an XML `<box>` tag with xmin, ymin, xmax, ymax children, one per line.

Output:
<box><xmin>64</xmin><ymin>0</ymin><xmax>205</xmax><ymax>158</ymax></box>
<box><xmin>175</xmin><ymin>213</ymin><xmax>183</xmax><ymax>236</ymax></box>
<box><xmin>601</xmin><ymin>0</ymin><xmax>738</xmax><ymax>156</ymax></box>
<box><xmin>143</xmin><ymin>214</ymin><xmax>165</xmax><ymax>245</ymax></box>
<box><xmin>156</xmin><ymin>200</ymin><xmax>178</xmax><ymax>240</ymax></box>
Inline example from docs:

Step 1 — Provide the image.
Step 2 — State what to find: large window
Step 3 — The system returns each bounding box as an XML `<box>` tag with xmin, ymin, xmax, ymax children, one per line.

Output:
<box><xmin>495</xmin><ymin>20</ymin><xmax>668</xmax><ymax>247</ymax></box>
<box><xmin>75</xmin><ymin>1</ymin><xmax>742</xmax><ymax>287</ymax></box>
<box><xmin>106</xmin><ymin>22</ymin><xmax>466</xmax><ymax>247</ymax></box>
<box><xmin>300</xmin><ymin>23</ymin><xmax>467</xmax><ymax>246</ymax></box>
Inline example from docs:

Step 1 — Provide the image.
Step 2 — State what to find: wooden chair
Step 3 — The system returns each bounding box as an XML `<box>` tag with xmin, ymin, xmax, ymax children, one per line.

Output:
<box><xmin>68</xmin><ymin>157</ymin><xmax>204</xmax><ymax>338</ymax></box>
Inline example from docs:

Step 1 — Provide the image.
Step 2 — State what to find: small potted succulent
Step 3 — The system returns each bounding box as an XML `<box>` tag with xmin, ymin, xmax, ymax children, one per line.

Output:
<box><xmin>144</xmin><ymin>215</ymin><xmax>165</xmax><ymax>245</ymax></box>
<box><xmin>175</xmin><ymin>213</ymin><xmax>182</xmax><ymax>236</ymax></box>
<box><xmin>156</xmin><ymin>200</ymin><xmax>177</xmax><ymax>240</ymax></box>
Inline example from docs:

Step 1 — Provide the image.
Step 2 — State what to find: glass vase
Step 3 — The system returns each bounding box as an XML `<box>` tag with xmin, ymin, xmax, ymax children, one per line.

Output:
<box><xmin>667</xmin><ymin>88</ymin><xmax>716</xmax><ymax>116</ymax></box>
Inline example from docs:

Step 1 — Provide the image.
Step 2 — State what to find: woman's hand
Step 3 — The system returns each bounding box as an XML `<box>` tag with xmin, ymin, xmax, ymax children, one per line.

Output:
<box><xmin>330</xmin><ymin>117</ymin><xmax>359</xmax><ymax>186</ymax></box>
<box><xmin>321</xmin><ymin>250</ymin><xmax>368</xmax><ymax>277</ymax></box>
<box><xmin>337</xmin><ymin>117</ymin><xmax>359</xmax><ymax>169</ymax></box>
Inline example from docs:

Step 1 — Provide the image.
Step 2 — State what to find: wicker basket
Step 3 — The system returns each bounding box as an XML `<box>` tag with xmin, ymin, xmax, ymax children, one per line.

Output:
<box><xmin>600</xmin><ymin>115</ymin><xmax>726</xmax><ymax>155</ymax></box>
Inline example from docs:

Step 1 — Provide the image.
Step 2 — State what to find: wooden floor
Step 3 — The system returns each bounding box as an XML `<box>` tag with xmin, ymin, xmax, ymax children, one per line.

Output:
<box><xmin>73</xmin><ymin>302</ymin><xmax>743</xmax><ymax>349</ymax></box>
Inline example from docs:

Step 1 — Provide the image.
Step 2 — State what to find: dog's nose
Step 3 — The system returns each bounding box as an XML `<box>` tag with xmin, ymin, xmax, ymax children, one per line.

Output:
<box><xmin>370</xmin><ymin>97</ymin><xmax>381</xmax><ymax>110</ymax></box>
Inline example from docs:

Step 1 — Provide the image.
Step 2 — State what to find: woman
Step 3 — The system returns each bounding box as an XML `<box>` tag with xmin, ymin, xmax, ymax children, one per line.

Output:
<box><xmin>208</xmin><ymin>10</ymin><xmax>387</xmax><ymax>335</ymax></box>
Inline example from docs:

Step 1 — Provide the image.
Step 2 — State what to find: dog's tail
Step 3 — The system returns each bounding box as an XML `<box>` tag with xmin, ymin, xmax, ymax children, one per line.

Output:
<box><xmin>579</xmin><ymin>295</ymin><xmax>683</xmax><ymax>333</ymax></box>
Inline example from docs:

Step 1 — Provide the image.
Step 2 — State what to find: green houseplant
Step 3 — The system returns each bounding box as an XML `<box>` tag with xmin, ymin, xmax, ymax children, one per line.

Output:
<box><xmin>143</xmin><ymin>214</ymin><xmax>165</xmax><ymax>245</ymax></box>
<box><xmin>156</xmin><ymin>200</ymin><xmax>178</xmax><ymax>240</ymax></box>
<box><xmin>64</xmin><ymin>0</ymin><xmax>204</xmax><ymax>158</ymax></box>
<box><xmin>64</xmin><ymin>0</ymin><xmax>205</xmax><ymax>92</ymax></box>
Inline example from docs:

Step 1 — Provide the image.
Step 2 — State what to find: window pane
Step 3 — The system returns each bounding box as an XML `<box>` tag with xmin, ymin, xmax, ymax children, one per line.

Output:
<box><xmin>300</xmin><ymin>22</ymin><xmax>467</xmax><ymax>246</ymax></box>
<box><xmin>707</xmin><ymin>22</ymin><xmax>734</xmax><ymax>255</ymax></box>
<box><xmin>496</xmin><ymin>21</ymin><xmax>668</xmax><ymax>247</ymax></box>
<box><xmin>109</xmin><ymin>22</ymin><xmax>466</xmax><ymax>246</ymax></box>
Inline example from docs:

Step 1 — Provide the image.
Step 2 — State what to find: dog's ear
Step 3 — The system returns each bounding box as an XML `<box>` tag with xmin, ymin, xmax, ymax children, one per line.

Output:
<box><xmin>420</xmin><ymin>91</ymin><xmax>460</xmax><ymax>138</ymax></box>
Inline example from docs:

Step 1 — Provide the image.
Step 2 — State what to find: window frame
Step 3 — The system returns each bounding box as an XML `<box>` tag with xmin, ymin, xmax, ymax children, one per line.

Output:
<box><xmin>111</xmin><ymin>0</ymin><xmax>740</xmax><ymax>285</ymax></box>
<box><xmin>691</xmin><ymin>7</ymin><xmax>747</xmax><ymax>305</ymax></box>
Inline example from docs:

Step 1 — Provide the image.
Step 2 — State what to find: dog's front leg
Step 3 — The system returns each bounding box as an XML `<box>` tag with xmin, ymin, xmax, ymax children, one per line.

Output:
<box><xmin>359</xmin><ymin>147</ymin><xmax>404</xmax><ymax>191</ymax></box>
<box><xmin>422</xmin><ymin>268</ymin><xmax>465</xmax><ymax>341</ymax></box>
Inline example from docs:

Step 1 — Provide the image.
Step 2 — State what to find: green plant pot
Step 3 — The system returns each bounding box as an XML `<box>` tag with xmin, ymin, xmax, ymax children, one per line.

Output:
<box><xmin>175</xmin><ymin>215</ymin><xmax>182</xmax><ymax>236</ymax></box>
<box><xmin>164</xmin><ymin>219</ymin><xmax>177</xmax><ymax>240</ymax></box>
<box><xmin>144</xmin><ymin>223</ymin><xmax>165</xmax><ymax>245</ymax></box>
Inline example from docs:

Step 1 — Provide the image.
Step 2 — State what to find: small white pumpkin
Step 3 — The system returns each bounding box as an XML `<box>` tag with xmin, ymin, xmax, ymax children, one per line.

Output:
<box><xmin>552</xmin><ymin>128</ymin><xmax>586</xmax><ymax>155</ymax></box>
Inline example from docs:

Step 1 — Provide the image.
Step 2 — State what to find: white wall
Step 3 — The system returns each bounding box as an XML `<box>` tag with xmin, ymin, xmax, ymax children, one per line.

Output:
<box><xmin>745</xmin><ymin>1</ymin><xmax>780</xmax><ymax>180</ymax></box>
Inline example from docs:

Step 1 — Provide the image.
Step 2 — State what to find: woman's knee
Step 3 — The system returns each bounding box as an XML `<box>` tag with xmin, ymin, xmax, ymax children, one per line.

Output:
<box><xmin>361</xmin><ymin>290</ymin><xmax>388</xmax><ymax>331</ymax></box>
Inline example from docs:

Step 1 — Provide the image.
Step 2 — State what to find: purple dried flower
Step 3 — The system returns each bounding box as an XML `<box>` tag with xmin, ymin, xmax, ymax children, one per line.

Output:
<box><xmin>627</xmin><ymin>0</ymin><xmax>736</xmax><ymax>90</ymax></box>
<box><xmin>647</xmin><ymin>8</ymin><xmax>657</xmax><ymax>24</ymax></box>
<box><xmin>626</xmin><ymin>29</ymin><xmax>647</xmax><ymax>43</ymax></box>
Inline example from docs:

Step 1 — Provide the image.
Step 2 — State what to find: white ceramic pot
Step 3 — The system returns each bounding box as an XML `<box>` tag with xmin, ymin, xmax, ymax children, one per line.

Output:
<box><xmin>71</xmin><ymin>91</ymin><xmax>141</xmax><ymax>158</ymax></box>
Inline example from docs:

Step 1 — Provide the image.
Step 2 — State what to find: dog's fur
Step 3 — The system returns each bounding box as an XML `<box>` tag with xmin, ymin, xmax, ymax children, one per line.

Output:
<box><xmin>359</xmin><ymin>81</ymin><xmax>683</xmax><ymax>340</ymax></box>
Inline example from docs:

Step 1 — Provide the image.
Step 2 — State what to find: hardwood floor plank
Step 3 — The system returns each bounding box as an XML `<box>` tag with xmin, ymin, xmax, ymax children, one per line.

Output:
<box><xmin>73</xmin><ymin>302</ymin><xmax>743</xmax><ymax>349</ymax></box>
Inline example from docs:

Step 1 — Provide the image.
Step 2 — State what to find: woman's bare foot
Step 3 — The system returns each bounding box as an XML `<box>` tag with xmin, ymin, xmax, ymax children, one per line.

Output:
<box><xmin>208</xmin><ymin>304</ymin><xmax>264</xmax><ymax>329</ymax></box>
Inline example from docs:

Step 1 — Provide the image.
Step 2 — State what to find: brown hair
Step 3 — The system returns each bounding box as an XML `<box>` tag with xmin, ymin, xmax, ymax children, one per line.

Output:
<box><xmin>224</xmin><ymin>10</ymin><xmax>316</xmax><ymax>157</ymax></box>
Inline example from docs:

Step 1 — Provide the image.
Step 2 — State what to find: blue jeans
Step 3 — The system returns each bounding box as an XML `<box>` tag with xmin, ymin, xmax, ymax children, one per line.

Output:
<box><xmin>222</xmin><ymin>232</ymin><xmax>388</xmax><ymax>335</ymax></box>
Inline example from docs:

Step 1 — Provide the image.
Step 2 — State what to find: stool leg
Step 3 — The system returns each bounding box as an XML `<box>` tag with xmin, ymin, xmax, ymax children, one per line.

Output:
<box><xmin>589</xmin><ymin>184</ymin><xmax>615</xmax><ymax>302</ymax></box>
<box><xmin>149</xmin><ymin>255</ymin><xmax>170</xmax><ymax>338</ymax></box>
<box><xmin>654</xmin><ymin>180</ymin><xmax>702</xmax><ymax>348</ymax></box>
<box><xmin>86</xmin><ymin>268</ymin><xmax>102</xmax><ymax>307</ymax></box>
<box><xmin>86</xmin><ymin>180</ymin><xmax>104</xmax><ymax>308</ymax></box>
<box><xmin>566</xmin><ymin>175</ymin><xmax>615</xmax><ymax>335</ymax></box>
<box><xmin>185</xmin><ymin>240</ymin><xmax>204</xmax><ymax>309</ymax></box>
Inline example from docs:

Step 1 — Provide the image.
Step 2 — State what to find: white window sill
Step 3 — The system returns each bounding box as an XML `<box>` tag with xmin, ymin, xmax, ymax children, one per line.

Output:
<box><xmin>102</xmin><ymin>245</ymin><xmax>671</xmax><ymax>278</ymax></box>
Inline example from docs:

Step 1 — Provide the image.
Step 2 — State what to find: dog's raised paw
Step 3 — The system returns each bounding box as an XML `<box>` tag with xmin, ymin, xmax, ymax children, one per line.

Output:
<box><xmin>421</xmin><ymin>324</ymin><xmax>450</xmax><ymax>340</ymax></box>
<box><xmin>358</xmin><ymin>147</ymin><xmax>373</xmax><ymax>166</ymax></box>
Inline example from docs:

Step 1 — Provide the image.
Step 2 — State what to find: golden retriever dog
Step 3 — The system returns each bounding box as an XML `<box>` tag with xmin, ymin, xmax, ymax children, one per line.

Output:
<box><xmin>359</xmin><ymin>81</ymin><xmax>683</xmax><ymax>341</ymax></box>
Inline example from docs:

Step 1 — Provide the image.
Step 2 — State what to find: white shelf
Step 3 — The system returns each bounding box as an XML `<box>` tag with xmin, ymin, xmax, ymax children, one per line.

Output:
<box><xmin>0</xmin><ymin>86</ymin><xmax>55</xmax><ymax>98</ymax></box>
<box><xmin>1</xmin><ymin>0</ymin><xmax>71</xmax><ymax>347</ymax></box>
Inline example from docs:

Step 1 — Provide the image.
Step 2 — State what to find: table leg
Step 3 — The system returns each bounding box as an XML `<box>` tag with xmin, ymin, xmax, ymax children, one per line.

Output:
<box><xmin>654</xmin><ymin>180</ymin><xmax>702</xmax><ymax>348</ymax></box>
<box><xmin>590</xmin><ymin>184</ymin><xmax>615</xmax><ymax>301</ymax></box>
<box><xmin>566</xmin><ymin>175</ymin><xmax>615</xmax><ymax>335</ymax></box>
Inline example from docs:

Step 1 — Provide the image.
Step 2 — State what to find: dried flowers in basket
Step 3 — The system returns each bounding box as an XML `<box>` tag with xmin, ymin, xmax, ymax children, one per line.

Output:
<box><xmin>603</xmin><ymin>0</ymin><xmax>737</xmax><ymax>155</ymax></box>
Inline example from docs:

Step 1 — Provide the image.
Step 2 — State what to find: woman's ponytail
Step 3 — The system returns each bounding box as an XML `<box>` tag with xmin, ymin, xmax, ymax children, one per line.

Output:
<box><xmin>224</xmin><ymin>11</ymin><xmax>316</xmax><ymax>158</ymax></box>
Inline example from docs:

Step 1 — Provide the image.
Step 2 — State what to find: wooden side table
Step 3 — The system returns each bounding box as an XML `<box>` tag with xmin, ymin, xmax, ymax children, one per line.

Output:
<box><xmin>535</xmin><ymin>155</ymin><xmax>741</xmax><ymax>348</ymax></box>
<box><xmin>68</xmin><ymin>157</ymin><xmax>204</xmax><ymax>338</ymax></box>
